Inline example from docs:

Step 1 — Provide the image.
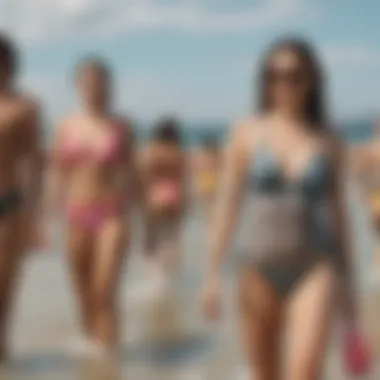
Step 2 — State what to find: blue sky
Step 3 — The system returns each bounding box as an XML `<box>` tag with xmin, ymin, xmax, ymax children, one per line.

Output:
<box><xmin>1</xmin><ymin>0</ymin><xmax>380</xmax><ymax>124</ymax></box>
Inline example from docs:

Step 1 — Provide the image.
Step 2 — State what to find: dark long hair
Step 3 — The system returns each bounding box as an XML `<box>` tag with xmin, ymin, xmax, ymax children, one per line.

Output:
<box><xmin>258</xmin><ymin>37</ymin><xmax>328</xmax><ymax>130</ymax></box>
<box><xmin>74</xmin><ymin>55</ymin><xmax>111</xmax><ymax>82</ymax></box>
<box><xmin>74</xmin><ymin>55</ymin><xmax>112</xmax><ymax>106</ymax></box>
<box><xmin>0</xmin><ymin>32</ymin><xmax>18</xmax><ymax>78</ymax></box>
<box><xmin>153</xmin><ymin>116</ymin><xmax>182</xmax><ymax>146</ymax></box>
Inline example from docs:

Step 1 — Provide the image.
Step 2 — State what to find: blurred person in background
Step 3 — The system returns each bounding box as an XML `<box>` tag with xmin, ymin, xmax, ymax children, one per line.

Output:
<box><xmin>353</xmin><ymin>121</ymin><xmax>380</xmax><ymax>283</ymax></box>
<box><xmin>202</xmin><ymin>38</ymin><xmax>363</xmax><ymax>380</ymax></box>
<box><xmin>45</xmin><ymin>56</ymin><xmax>137</xmax><ymax>357</ymax></box>
<box><xmin>0</xmin><ymin>33</ymin><xmax>43</xmax><ymax>361</ymax></box>
<box><xmin>193</xmin><ymin>135</ymin><xmax>221</xmax><ymax>222</ymax></box>
<box><xmin>139</xmin><ymin>117</ymin><xmax>187</xmax><ymax>289</ymax></box>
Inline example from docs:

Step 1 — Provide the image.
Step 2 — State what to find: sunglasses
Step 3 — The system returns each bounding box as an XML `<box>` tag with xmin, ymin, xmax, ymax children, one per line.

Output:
<box><xmin>266</xmin><ymin>67</ymin><xmax>306</xmax><ymax>86</ymax></box>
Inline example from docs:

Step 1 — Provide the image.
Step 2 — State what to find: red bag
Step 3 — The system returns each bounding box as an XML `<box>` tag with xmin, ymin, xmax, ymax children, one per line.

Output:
<box><xmin>343</xmin><ymin>329</ymin><xmax>373</xmax><ymax>375</ymax></box>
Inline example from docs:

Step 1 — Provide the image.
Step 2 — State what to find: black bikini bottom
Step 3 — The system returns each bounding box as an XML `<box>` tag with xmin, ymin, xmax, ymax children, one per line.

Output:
<box><xmin>0</xmin><ymin>189</ymin><xmax>23</xmax><ymax>217</ymax></box>
<box><xmin>242</xmin><ymin>251</ymin><xmax>336</xmax><ymax>298</ymax></box>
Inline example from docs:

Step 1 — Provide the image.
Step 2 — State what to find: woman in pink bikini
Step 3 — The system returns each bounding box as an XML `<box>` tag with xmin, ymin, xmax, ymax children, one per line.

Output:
<box><xmin>139</xmin><ymin>118</ymin><xmax>187</xmax><ymax>282</ymax></box>
<box><xmin>45</xmin><ymin>57</ymin><xmax>136</xmax><ymax>356</ymax></box>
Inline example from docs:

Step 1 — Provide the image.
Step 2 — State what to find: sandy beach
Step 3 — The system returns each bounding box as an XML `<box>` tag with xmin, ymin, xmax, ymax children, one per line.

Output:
<box><xmin>0</xmin><ymin>178</ymin><xmax>379</xmax><ymax>380</ymax></box>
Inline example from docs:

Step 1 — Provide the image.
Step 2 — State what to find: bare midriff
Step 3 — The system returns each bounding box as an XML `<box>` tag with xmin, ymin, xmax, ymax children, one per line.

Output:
<box><xmin>64</xmin><ymin>163</ymin><xmax>126</xmax><ymax>207</ymax></box>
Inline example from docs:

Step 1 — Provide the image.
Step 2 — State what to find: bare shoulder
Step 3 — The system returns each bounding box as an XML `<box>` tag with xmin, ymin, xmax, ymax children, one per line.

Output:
<box><xmin>15</xmin><ymin>93</ymin><xmax>40</xmax><ymax>118</ymax></box>
<box><xmin>56</xmin><ymin>114</ymin><xmax>78</xmax><ymax>135</ymax></box>
<box><xmin>61</xmin><ymin>112</ymin><xmax>82</xmax><ymax>126</ymax></box>
<box><xmin>232</xmin><ymin>116</ymin><xmax>252</xmax><ymax>132</ymax></box>
<box><xmin>231</xmin><ymin>116</ymin><xmax>265</xmax><ymax>147</ymax></box>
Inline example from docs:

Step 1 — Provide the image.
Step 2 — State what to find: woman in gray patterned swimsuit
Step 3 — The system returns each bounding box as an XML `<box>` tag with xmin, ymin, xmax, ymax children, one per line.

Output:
<box><xmin>202</xmin><ymin>38</ymin><xmax>358</xmax><ymax>380</ymax></box>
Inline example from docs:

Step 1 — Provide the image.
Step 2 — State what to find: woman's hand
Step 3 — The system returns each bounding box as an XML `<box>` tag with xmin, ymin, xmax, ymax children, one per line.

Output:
<box><xmin>202</xmin><ymin>274</ymin><xmax>222</xmax><ymax>321</ymax></box>
<box><xmin>339</xmin><ymin>285</ymin><xmax>373</xmax><ymax>376</ymax></box>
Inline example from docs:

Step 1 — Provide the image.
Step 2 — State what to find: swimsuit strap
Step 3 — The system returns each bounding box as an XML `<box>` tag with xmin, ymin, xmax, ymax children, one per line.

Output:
<box><xmin>251</xmin><ymin>124</ymin><xmax>279</xmax><ymax>173</ymax></box>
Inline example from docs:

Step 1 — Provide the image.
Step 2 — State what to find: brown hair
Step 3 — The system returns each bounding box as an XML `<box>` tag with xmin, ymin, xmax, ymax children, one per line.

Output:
<box><xmin>0</xmin><ymin>32</ymin><xmax>17</xmax><ymax>77</ymax></box>
<box><xmin>258</xmin><ymin>37</ymin><xmax>328</xmax><ymax>130</ymax></box>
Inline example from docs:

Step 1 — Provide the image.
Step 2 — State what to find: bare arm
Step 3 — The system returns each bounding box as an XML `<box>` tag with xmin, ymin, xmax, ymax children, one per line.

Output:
<box><xmin>20</xmin><ymin>101</ymin><xmax>44</xmax><ymax>221</ymax></box>
<box><xmin>206</xmin><ymin>122</ymin><xmax>247</xmax><ymax>278</ymax></box>
<box><xmin>331</xmin><ymin>138</ymin><xmax>357</xmax><ymax>324</ymax></box>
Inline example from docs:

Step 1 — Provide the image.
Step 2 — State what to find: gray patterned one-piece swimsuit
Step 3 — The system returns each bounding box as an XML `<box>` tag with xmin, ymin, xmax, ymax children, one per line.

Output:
<box><xmin>243</xmin><ymin>142</ymin><xmax>340</xmax><ymax>296</ymax></box>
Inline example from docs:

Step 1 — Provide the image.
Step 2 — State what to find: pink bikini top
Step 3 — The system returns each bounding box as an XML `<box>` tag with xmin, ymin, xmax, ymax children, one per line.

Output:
<box><xmin>59</xmin><ymin>122</ymin><xmax>124</xmax><ymax>165</ymax></box>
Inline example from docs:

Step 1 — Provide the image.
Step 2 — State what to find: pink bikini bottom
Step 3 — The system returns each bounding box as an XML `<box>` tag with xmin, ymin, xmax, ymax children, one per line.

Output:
<box><xmin>66</xmin><ymin>198</ymin><xmax>122</xmax><ymax>232</ymax></box>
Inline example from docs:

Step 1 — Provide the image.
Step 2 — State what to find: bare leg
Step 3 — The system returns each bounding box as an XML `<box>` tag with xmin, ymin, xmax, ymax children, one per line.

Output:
<box><xmin>283</xmin><ymin>261</ymin><xmax>337</xmax><ymax>380</ymax></box>
<box><xmin>91</xmin><ymin>217</ymin><xmax>128</xmax><ymax>350</ymax></box>
<box><xmin>0</xmin><ymin>213</ymin><xmax>25</xmax><ymax>361</ymax></box>
<box><xmin>143</xmin><ymin>213</ymin><xmax>160</xmax><ymax>259</ymax></box>
<box><xmin>162</xmin><ymin>215</ymin><xmax>182</xmax><ymax>275</ymax></box>
<box><xmin>238</xmin><ymin>268</ymin><xmax>283</xmax><ymax>380</ymax></box>
<box><xmin>66</xmin><ymin>225</ymin><xmax>94</xmax><ymax>337</ymax></box>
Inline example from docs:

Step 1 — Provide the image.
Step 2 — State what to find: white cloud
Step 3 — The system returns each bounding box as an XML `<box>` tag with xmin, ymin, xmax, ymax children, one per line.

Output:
<box><xmin>0</xmin><ymin>0</ymin><xmax>314</xmax><ymax>45</ymax></box>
